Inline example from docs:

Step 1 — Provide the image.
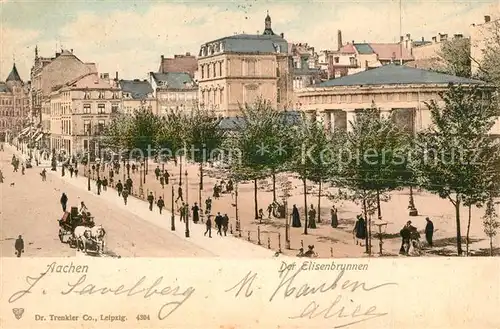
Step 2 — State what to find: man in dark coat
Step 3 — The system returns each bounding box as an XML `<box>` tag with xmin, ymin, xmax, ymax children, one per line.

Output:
<box><xmin>160</xmin><ymin>175</ymin><xmax>165</xmax><ymax>189</ymax></box>
<box><xmin>116</xmin><ymin>180</ymin><xmax>123</xmax><ymax>196</ymax></box>
<box><xmin>331</xmin><ymin>205</ymin><xmax>339</xmax><ymax>228</ymax></box>
<box><xmin>74</xmin><ymin>168</ymin><xmax>78</xmax><ymax>177</ymax></box>
<box><xmin>147</xmin><ymin>192</ymin><xmax>155</xmax><ymax>211</ymax></box>
<box><xmin>122</xmin><ymin>189</ymin><xmax>129</xmax><ymax>205</ymax></box>
<box><xmin>222</xmin><ymin>214</ymin><xmax>229</xmax><ymax>236</ymax></box>
<box><xmin>215</xmin><ymin>212</ymin><xmax>223</xmax><ymax>236</ymax></box>
<box><xmin>126</xmin><ymin>177</ymin><xmax>133</xmax><ymax>192</ymax></box>
<box><xmin>204</xmin><ymin>215</ymin><xmax>212</xmax><ymax>237</ymax></box>
<box><xmin>102</xmin><ymin>177</ymin><xmax>108</xmax><ymax>191</ymax></box>
<box><xmin>60</xmin><ymin>193</ymin><xmax>68</xmax><ymax>212</ymax></box>
<box><xmin>353</xmin><ymin>215</ymin><xmax>367</xmax><ymax>246</ymax></box>
<box><xmin>205</xmin><ymin>197</ymin><xmax>212</xmax><ymax>215</ymax></box>
<box><xmin>176</xmin><ymin>186</ymin><xmax>183</xmax><ymax>202</ymax></box>
<box><xmin>155</xmin><ymin>166</ymin><xmax>161</xmax><ymax>180</ymax></box>
<box><xmin>163</xmin><ymin>170</ymin><xmax>170</xmax><ymax>185</ymax></box>
<box><xmin>179</xmin><ymin>202</ymin><xmax>186</xmax><ymax>222</ymax></box>
<box><xmin>96</xmin><ymin>178</ymin><xmax>102</xmax><ymax>194</ymax></box>
<box><xmin>69</xmin><ymin>166</ymin><xmax>74</xmax><ymax>177</ymax></box>
<box><xmin>157</xmin><ymin>196</ymin><xmax>165</xmax><ymax>214</ymax></box>
<box><xmin>15</xmin><ymin>235</ymin><xmax>24</xmax><ymax>257</ymax></box>
<box><xmin>192</xmin><ymin>203</ymin><xmax>200</xmax><ymax>223</ymax></box>
<box><xmin>291</xmin><ymin>205</ymin><xmax>301</xmax><ymax>227</ymax></box>
<box><xmin>308</xmin><ymin>205</ymin><xmax>317</xmax><ymax>229</ymax></box>
<box><xmin>400</xmin><ymin>221</ymin><xmax>413</xmax><ymax>255</ymax></box>
<box><xmin>425</xmin><ymin>217</ymin><xmax>434</xmax><ymax>247</ymax></box>
<box><xmin>126</xmin><ymin>163</ymin><xmax>131</xmax><ymax>176</ymax></box>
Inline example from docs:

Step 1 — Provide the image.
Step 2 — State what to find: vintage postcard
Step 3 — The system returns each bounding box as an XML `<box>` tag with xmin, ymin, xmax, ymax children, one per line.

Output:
<box><xmin>1</xmin><ymin>0</ymin><xmax>500</xmax><ymax>328</ymax></box>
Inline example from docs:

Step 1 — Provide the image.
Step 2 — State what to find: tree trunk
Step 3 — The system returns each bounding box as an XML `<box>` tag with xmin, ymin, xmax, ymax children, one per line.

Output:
<box><xmin>272</xmin><ymin>171</ymin><xmax>276</xmax><ymax>203</ymax></box>
<box><xmin>363</xmin><ymin>197</ymin><xmax>369</xmax><ymax>254</ymax></box>
<box><xmin>455</xmin><ymin>199</ymin><xmax>463</xmax><ymax>256</ymax></box>
<box><xmin>317</xmin><ymin>180</ymin><xmax>322</xmax><ymax>223</ymax></box>
<box><xmin>466</xmin><ymin>204</ymin><xmax>472</xmax><ymax>256</ymax></box>
<box><xmin>303</xmin><ymin>177</ymin><xmax>308</xmax><ymax>235</ymax></box>
<box><xmin>490</xmin><ymin>237</ymin><xmax>494</xmax><ymax>257</ymax></box>
<box><xmin>254</xmin><ymin>178</ymin><xmax>258</xmax><ymax>219</ymax></box>
<box><xmin>199</xmin><ymin>163</ymin><xmax>203</xmax><ymax>208</ymax></box>
<box><xmin>143</xmin><ymin>158</ymin><xmax>147</xmax><ymax>184</ymax></box>
<box><xmin>376</xmin><ymin>189</ymin><xmax>381</xmax><ymax>219</ymax></box>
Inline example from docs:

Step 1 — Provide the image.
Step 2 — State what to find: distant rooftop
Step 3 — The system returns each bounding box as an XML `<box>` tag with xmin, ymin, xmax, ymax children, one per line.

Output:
<box><xmin>6</xmin><ymin>63</ymin><xmax>22</xmax><ymax>82</ymax></box>
<box><xmin>150</xmin><ymin>72</ymin><xmax>196</xmax><ymax>90</ymax></box>
<box><xmin>217</xmin><ymin>110</ymin><xmax>302</xmax><ymax>130</ymax></box>
<box><xmin>119</xmin><ymin>79</ymin><xmax>153</xmax><ymax>100</ymax></box>
<box><xmin>317</xmin><ymin>64</ymin><xmax>484</xmax><ymax>87</ymax></box>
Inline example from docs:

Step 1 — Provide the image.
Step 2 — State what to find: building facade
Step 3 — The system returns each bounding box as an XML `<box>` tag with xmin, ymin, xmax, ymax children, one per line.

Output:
<box><xmin>119</xmin><ymin>79</ymin><xmax>156</xmax><ymax>115</ymax></box>
<box><xmin>471</xmin><ymin>15</ymin><xmax>499</xmax><ymax>75</ymax></box>
<box><xmin>150</xmin><ymin>72</ymin><xmax>197</xmax><ymax>116</ymax></box>
<box><xmin>49</xmin><ymin>72</ymin><xmax>121</xmax><ymax>157</ymax></box>
<box><xmin>30</xmin><ymin>48</ymin><xmax>98</xmax><ymax>150</ymax></box>
<box><xmin>197</xmin><ymin>13</ymin><xmax>293</xmax><ymax>116</ymax></box>
<box><xmin>296</xmin><ymin>65</ymin><xmax>499</xmax><ymax>135</ymax></box>
<box><xmin>158</xmin><ymin>53</ymin><xmax>198</xmax><ymax>78</ymax></box>
<box><xmin>0</xmin><ymin>64</ymin><xmax>30</xmax><ymax>142</ymax></box>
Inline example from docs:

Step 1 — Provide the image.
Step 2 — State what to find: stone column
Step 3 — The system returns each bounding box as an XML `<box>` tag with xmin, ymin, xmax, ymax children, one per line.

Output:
<box><xmin>322</xmin><ymin>111</ymin><xmax>331</xmax><ymax>132</ymax></box>
<box><xmin>346</xmin><ymin>110</ymin><xmax>356</xmax><ymax>132</ymax></box>
<box><xmin>330</xmin><ymin>112</ymin><xmax>336</xmax><ymax>133</ymax></box>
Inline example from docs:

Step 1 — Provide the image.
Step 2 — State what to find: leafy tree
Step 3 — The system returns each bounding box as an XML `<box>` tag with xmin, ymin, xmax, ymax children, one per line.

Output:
<box><xmin>483</xmin><ymin>197</ymin><xmax>500</xmax><ymax>256</ymax></box>
<box><xmin>439</xmin><ymin>38</ymin><xmax>471</xmax><ymax>78</ymax></box>
<box><xmin>183</xmin><ymin>106</ymin><xmax>226</xmax><ymax>206</ymax></box>
<box><xmin>412</xmin><ymin>84</ymin><xmax>500</xmax><ymax>255</ymax></box>
<box><xmin>226</xmin><ymin>98</ymin><xmax>296</xmax><ymax>219</ymax></box>
<box><xmin>338</xmin><ymin>106</ymin><xmax>408</xmax><ymax>254</ymax></box>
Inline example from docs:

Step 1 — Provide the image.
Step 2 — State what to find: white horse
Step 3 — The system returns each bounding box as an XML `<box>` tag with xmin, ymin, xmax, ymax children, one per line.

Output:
<box><xmin>90</xmin><ymin>225</ymin><xmax>106</xmax><ymax>254</ymax></box>
<box><xmin>73</xmin><ymin>226</ymin><xmax>92</xmax><ymax>253</ymax></box>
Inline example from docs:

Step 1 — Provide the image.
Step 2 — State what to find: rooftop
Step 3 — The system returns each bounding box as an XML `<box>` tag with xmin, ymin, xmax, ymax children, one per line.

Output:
<box><xmin>150</xmin><ymin>72</ymin><xmax>196</xmax><ymax>90</ymax></box>
<box><xmin>119</xmin><ymin>79</ymin><xmax>154</xmax><ymax>100</ymax></box>
<box><xmin>201</xmin><ymin>33</ymin><xmax>288</xmax><ymax>55</ymax></box>
<box><xmin>217</xmin><ymin>111</ymin><xmax>302</xmax><ymax>130</ymax></box>
<box><xmin>317</xmin><ymin>64</ymin><xmax>484</xmax><ymax>87</ymax></box>
<box><xmin>6</xmin><ymin>63</ymin><xmax>22</xmax><ymax>82</ymax></box>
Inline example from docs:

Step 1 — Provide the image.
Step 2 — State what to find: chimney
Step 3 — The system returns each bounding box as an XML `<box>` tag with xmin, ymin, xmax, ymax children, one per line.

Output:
<box><xmin>337</xmin><ymin>30</ymin><xmax>343</xmax><ymax>50</ymax></box>
<box><xmin>454</xmin><ymin>34</ymin><xmax>463</xmax><ymax>39</ymax></box>
<box><xmin>115</xmin><ymin>72</ymin><xmax>118</xmax><ymax>80</ymax></box>
<box><xmin>280</xmin><ymin>32</ymin><xmax>284</xmax><ymax>38</ymax></box>
<box><xmin>485</xmin><ymin>15</ymin><xmax>491</xmax><ymax>23</ymax></box>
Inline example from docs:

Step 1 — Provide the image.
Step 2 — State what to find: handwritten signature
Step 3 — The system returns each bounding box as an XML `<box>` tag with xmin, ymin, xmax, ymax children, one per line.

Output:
<box><xmin>227</xmin><ymin>266</ymin><xmax>397</xmax><ymax>328</ymax></box>
<box><xmin>9</xmin><ymin>266</ymin><xmax>195</xmax><ymax>320</ymax></box>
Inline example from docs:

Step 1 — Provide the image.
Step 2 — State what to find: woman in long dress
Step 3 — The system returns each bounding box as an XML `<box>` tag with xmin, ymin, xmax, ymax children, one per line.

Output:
<box><xmin>330</xmin><ymin>205</ymin><xmax>338</xmax><ymax>228</ymax></box>
<box><xmin>353</xmin><ymin>215</ymin><xmax>367</xmax><ymax>246</ymax></box>
<box><xmin>291</xmin><ymin>205</ymin><xmax>301</xmax><ymax>227</ymax></box>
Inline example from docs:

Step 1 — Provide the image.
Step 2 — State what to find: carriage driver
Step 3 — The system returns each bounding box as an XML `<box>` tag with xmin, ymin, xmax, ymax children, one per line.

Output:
<box><xmin>79</xmin><ymin>201</ymin><xmax>88</xmax><ymax>215</ymax></box>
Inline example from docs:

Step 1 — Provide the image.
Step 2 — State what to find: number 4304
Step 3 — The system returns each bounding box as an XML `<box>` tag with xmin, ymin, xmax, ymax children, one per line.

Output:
<box><xmin>136</xmin><ymin>314</ymin><xmax>150</xmax><ymax>321</ymax></box>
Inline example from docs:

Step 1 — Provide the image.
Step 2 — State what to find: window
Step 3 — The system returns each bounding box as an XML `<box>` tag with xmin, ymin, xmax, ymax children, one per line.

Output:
<box><xmin>111</xmin><ymin>104</ymin><xmax>119</xmax><ymax>113</ymax></box>
<box><xmin>219</xmin><ymin>89</ymin><xmax>223</xmax><ymax>104</ymax></box>
<box><xmin>98</xmin><ymin>104</ymin><xmax>105</xmax><ymax>114</ymax></box>
<box><xmin>334</xmin><ymin>57</ymin><xmax>340</xmax><ymax>63</ymax></box>
<box><xmin>247</xmin><ymin>60</ymin><xmax>256</xmax><ymax>76</ymax></box>
<box><xmin>277</xmin><ymin>88</ymin><xmax>281</xmax><ymax>103</ymax></box>
<box><xmin>83</xmin><ymin>120</ymin><xmax>91</xmax><ymax>135</ymax></box>
<box><xmin>213</xmin><ymin>63</ymin><xmax>217</xmax><ymax>77</ymax></box>
<box><xmin>83</xmin><ymin>104</ymin><xmax>91</xmax><ymax>114</ymax></box>
<box><xmin>84</xmin><ymin>140</ymin><xmax>88</xmax><ymax>150</ymax></box>
<box><xmin>84</xmin><ymin>91</ymin><xmax>90</xmax><ymax>99</ymax></box>
<box><xmin>219</xmin><ymin>62</ymin><xmax>223</xmax><ymax>76</ymax></box>
<box><xmin>98</xmin><ymin>91</ymin><xmax>105</xmax><ymax>99</ymax></box>
<box><xmin>201</xmin><ymin>65</ymin><xmax>205</xmax><ymax>79</ymax></box>
<box><xmin>97</xmin><ymin>120</ymin><xmax>105</xmax><ymax>134</ymax></box>
<box><xmin>276</xmin><ymin>67</ymin><xmax>280</xmax><ymax>77</ymax></box>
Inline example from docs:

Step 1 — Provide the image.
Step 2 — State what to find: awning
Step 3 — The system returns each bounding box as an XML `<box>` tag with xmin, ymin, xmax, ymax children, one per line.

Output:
<box><xmin>20</xmin><ymin>127</ymin><xmax>30</xmax><ymax>135</ymax></box>
<box><xmin>35</xmin><ymin>133</ymin><xmax>43</xmax><ymax>142</ymax></box>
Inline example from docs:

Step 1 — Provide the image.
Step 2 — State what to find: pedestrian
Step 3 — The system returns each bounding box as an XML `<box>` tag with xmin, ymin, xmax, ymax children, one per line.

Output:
<box><xmin>160</xmin><ymin>175</ymin><xmax>165</xmax><ymax>189</ymax></box>
<box><xmin>176</xmin><ymin>186</ymin><xmax>183</xmax><ymax>202</ymax></box>
<box><xmin>116</xmin><ymin>180</ymin><xmax>123</xmax><ymax>197</ymax></box>
<box><xmin>291</xmin><ymin>204</ymin><xmax>301</xmax><ymax>227</ymax></box>
<box><xmin>179</xmin><ymin>202</ymin><xmax>186</xmax><ymax>222</ymax></box>
<box><xmin>222</xmin><ymin>213</ymin><xmax>229</xmax><ymax>236</ymax></box>
<box><xmin>157</xmin><ymin>196</ymin><xmax>165</xmax><ymax>214</ymax></box>
<box><xmin>308</xmin><ymin>204</ymin><xmax>317</xmax><ymax>229</ymax></box>
<box><xmin>102</xmin><ymin>177</ymin><xmax>108</xmax><ymax>191</ymax></box>
<box><xmin>96</xmin><ymin>178</ymin><xmax>102</xmax><ymax>194</ymax></box>
<box><xmin>258</xmin><ymin>208</ymin><xmax>264</xmax><ymax>221</ymax></box>
<box><xmin>331</xmin><ymin>205</ymin><xmax>339</xmax><ymax>228</ymax></box>
<box><xmin>205</xmin><ymin>197</ymin><xmax>212</xmax><ymax>215</ymax></box>
<box><xmin>15</xmin><ymin>235</ymin><xmax>24</xmax><ymax>257</ymax></box>
<box><xmin>204</xmin><ymin>215</ymin><xmax>212</xmax><ymax>238</ymax></box>
<box><xmin>74</xmin><ymin>167</ymin><xmax>78</xmax><ymax>177</ymax></box>
<box><xmin>0</xmin><ymin>169</ymin><xmax>4</xmax><ymax>183</ymax></box>
<box><xmin>21</xmin><ymin>164</ymin><xmax>25</xmax><ymax>175</ymax></box>
<box><xmin>155</xmin><ymin>166</ymin><xmax>161</xmax><ymax>180</ymax></box>
<box><xmin>126</xmin><ymin>177</ymin><xmax>133</xmax><ymax>192</ymax></box>
<box><xmin>131</xmin><ymin>163</ymin><xmax>136</xmax><ymax>173</ymax></box>
<box><xmin>353</xmin><ymin>215</ymin><xmax>367</xmax><ymax>246</ymax></box>
<box><xmin>122</xmin><ymin>189</ymin><xmax>129</xmax><ymax>205</ymax></box>
<box><xmin>164</xmin><ymin>170</ymin><xmax>170</xmax><ymax>184</ymax></box>
<box><xmin>126</xmin><ymin>163</ymin><xmax>131</xmax><ymax>176</ymax></box>
<box><xmin>147</xmin><ymin>192</ymin><xmax>155</xmax><ymax>211</ymax></box>
<box><xmin>400</xmin><ymin>221</ymin><xmax>412</xmax><ymax>255</ymax></box>
<box><xmin>213</xmin><ymin>184</ymin><xmax>220</xmax><ymax>199</ymax></box>
<box><xmin>60</xmin><ymin>193</ymin><xmax>68</xmax><ymax>212</ymax></box>
<box><xmin>215</xmin><ymin>212</ymin><xmax>223</xmax><ymax>236</ymax></box>
<box><xmin>69</xmin><ymin>166</ymin><xmax>74</xmax><ymax>177</ymax></box>
<box><xmin>40</xmin><ymin>168</ymin><xmax>47</xmax><ymax>181</ymax></box>
<box><xmin>425</xmin><ymin>217</ymin><xmax>434</xmax><ymax>247</ymax></box>
<box><xmin>267</xmin><ymin>204</ymin><xmax>273</xmax><ymax>219</ymax></box>
<box><xmin>192</xmin><ymin>202</ymin><xmax>200</xmax><ymax>224</ymax></box>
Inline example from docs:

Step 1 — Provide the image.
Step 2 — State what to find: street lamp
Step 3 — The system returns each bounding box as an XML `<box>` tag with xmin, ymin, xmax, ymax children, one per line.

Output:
<box><xmin>284</xmin><ymin>198</ymin><xmax>291</xmax><ymax>249</ymax></box>
<box><xmin>373</xmin><ymin>219</ymin><xmax>388</xmax><ymax>255</ymax></box>
<box><xmin>171</xmin><ymin>185</ymin><xmax>175</xmax><ymax>231</ymax></box>
<box><xmin>408</xmin><ymin>186</ymin><xmax>418</xmax><ymax>216</ymax></box>
<box><xmin>87</xmin><ymin>168</ymin><xmax>91</xmax><ymax>191</ymax></box>
<box><xmin>235</xmin><ymin>182</ymin><xmax>241</xmax><ymax>237</ymax></box>
<box><xmin>139</xmin><ymin>161</ymin><xmax>144</xmax><ymax>198</ymax></box>
<box><xmin>185</xmin><ymin>170</ymin><xmax>189</xmax><ymax>238</ymax></box>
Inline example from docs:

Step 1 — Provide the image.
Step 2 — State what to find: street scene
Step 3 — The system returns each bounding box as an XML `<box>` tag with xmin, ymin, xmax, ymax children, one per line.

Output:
<box><xmin>1</xmin><ymin>1</ymin><xmax>500</xmax><ymax>259</ymax></box>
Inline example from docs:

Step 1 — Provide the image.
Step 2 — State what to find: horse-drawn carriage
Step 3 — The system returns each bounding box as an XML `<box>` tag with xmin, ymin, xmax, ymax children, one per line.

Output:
<box><xmin>58</xmin><ymin>206</ymin><xmax>106</xmax><ymax>255</ymax></box>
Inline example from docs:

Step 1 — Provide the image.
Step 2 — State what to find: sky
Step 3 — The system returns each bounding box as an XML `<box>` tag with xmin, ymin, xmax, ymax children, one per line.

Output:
<box><xmin>0</xmin><ymin>0</ymin><xmax>499</xmax><ymax>81</ymax></box>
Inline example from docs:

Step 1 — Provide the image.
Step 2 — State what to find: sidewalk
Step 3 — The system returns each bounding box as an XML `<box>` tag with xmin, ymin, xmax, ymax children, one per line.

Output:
<box><xmin>5</xmin><ymin>144</ymin><xmax>276</xmax><ymax>258</ymax></box>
